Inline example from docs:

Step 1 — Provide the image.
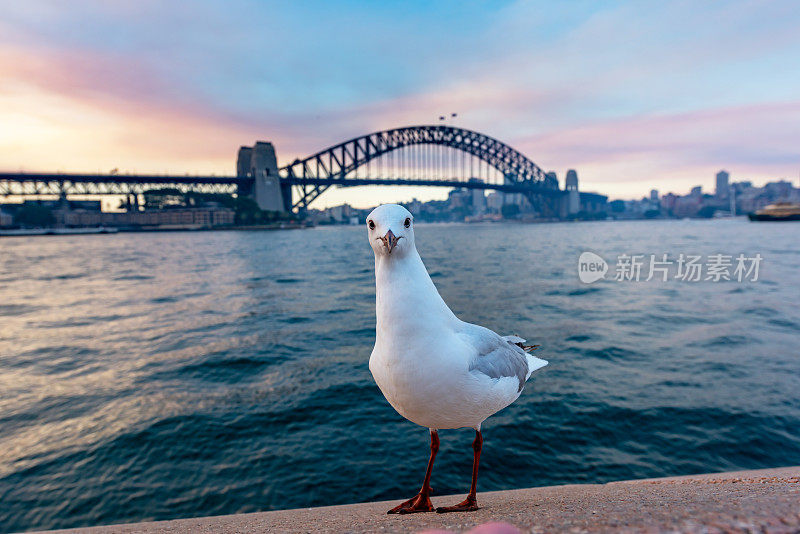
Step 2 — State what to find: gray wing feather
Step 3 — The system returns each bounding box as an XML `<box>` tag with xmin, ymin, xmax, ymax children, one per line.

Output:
<box><xmin>462</xmin><ymin>324</ymin><xmax>530</xmax><ymax>392</ymax></box>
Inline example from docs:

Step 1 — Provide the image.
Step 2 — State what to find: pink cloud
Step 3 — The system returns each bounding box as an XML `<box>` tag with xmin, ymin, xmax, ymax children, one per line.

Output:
<box><xmin>0</xmin><ymin>45</ymin><xmax>316</xmax><ymax>172</ymax></box>
<box><xmin>513</xmin><ymin>101</ymin><xmax>800</xmax><ymax>196</ymax></box>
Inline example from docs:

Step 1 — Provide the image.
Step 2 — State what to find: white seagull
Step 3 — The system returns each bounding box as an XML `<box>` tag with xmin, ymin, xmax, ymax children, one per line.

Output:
<box><xmin>367</xmin><ymin>204</ymin><xmax>548</xmax><ymax>514</ymax></box>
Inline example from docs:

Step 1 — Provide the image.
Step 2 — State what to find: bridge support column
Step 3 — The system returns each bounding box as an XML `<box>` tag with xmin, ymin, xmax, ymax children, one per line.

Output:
<box><xmin>237</xmin><ymin>141</ymin><xmax>288</xmax><ymax>212</ymax></box>
<box><xmin>565</xmin><ymin>169</ymin><xmax>580</xmax><ymax>216</ymax></box>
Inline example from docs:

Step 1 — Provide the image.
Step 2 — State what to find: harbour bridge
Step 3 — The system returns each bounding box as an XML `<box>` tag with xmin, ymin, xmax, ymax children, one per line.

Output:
<box><xmin>0</xmin><ymin>125</ymin><xmax>605</xmax><ymax>216</ymax></box>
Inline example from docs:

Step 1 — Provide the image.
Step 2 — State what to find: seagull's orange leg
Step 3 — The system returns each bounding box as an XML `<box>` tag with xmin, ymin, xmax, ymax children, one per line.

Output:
<box><xmin>436</xmin><ymin>429</ymin><xmax>482</xmax><ymax>513</ymax></box>
<box><xmin>387</xmin><ymin>429</ymin><xmax>439</xmax><ymax>514</ymax></box>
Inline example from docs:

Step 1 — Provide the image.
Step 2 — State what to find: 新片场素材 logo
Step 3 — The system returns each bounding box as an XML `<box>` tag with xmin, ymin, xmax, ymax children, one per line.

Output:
<box><xmin>578</xmin><ymin>252</ymin><xmax>608</xmax><ymax>284</ymax></box>
<box><xmin>577</xmin><ymin>252</ymin><xmax>763</xmax><ymax>283</ymax></box>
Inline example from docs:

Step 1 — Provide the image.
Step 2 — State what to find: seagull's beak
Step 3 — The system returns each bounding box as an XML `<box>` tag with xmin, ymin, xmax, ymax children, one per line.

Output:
<box><xmin>377</xmin><ymin>229</ymin><xmax>402</xmax><ymax>254</ymax></box>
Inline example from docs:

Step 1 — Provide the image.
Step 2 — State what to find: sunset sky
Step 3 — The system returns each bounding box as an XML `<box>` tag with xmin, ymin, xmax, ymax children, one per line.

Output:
<box><xmin>1</xmin><ymin>0</ymin><xmax>799</xmax><ymax>207</ymax></box>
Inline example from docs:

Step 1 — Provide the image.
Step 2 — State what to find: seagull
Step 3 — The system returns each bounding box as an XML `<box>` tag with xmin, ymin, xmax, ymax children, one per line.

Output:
<box><xmin>366</xmin><ymin>204</ymin><xmax>548</xmax><ymax>514</ymax></box>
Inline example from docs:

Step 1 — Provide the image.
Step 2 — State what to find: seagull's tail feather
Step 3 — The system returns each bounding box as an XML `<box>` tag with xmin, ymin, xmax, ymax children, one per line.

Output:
<box><xmin>524</xmin><ymin>352</ymin><xmax>548</xmax><ymax>380</ymax></box>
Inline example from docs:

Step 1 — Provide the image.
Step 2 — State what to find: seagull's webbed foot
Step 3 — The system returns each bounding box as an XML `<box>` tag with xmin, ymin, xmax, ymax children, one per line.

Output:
<box><xmin>436</xmin><ymin>496</ymin><xmax>479</xmax><ymax>513</ymax></box>
<box><xmin>387</xmin><ymin>491</ymin><xmax>434</xmax><ymax>514</ymax></box>
<box><xmin>388</xmin><ymin>429</ymin><xmax>439</xmax><ymax>514</ymax></box>
<box><xmin>437</xmin><ymin>429</ymin><xmax>483</xmax><ymax>513</ymax></box>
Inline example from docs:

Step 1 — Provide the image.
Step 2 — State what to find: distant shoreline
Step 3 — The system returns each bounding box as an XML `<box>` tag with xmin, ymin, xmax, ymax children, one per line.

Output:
<box><xmin>1</xmin><ymin>215</ymin><xmax>765</xmax><ymax>237</ymax></box>
<box><xmin>0</xmin><ymin>223</ymin><xmax>309</xmax><ymax>237</ymax></box>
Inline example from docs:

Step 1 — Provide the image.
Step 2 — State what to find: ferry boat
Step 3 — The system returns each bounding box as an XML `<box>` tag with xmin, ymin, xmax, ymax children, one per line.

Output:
<box><xmin>748</xmin><ymin>202</ymin><xmax>800</xmax><ymax>221</ymax></box>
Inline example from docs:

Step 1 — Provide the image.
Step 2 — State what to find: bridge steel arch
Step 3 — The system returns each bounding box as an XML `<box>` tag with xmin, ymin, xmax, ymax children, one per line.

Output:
<box><xmin>280</xmin><ymin>125</ymin><xmax>556</xmax><ymax>211</ymax></box>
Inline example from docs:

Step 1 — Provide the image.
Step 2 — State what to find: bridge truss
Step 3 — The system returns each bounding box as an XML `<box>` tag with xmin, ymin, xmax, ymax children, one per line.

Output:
<box><xmin>280</xmin><ymin>125</ymin><xmax>560</xmax><ymax>211</ymax></box>
<box><xmin>0</xmin><ymin>173</ymin><xmax>243</xmax><ymax>197</ymax></box>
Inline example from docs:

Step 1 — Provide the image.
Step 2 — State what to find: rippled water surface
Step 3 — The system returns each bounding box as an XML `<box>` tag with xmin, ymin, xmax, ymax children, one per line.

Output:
<box><xmin>1</xmin><ymin>220</ymin><xmax>799</xmax><ymax>532</ymax></box>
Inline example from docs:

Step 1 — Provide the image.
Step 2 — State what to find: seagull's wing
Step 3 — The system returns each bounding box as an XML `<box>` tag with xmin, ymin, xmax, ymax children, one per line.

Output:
<box><xmin>459</xmin><ymin>324</ymin><xmax>546</xmax><ymax>392</ymax></box>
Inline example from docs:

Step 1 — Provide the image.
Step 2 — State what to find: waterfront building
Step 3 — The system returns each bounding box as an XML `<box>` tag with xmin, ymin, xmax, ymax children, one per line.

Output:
<box><xmin>58</xmin><ymin>207</ymin><xmax>235</xmax><ymax>228</ymax></box>
<box><xmin>407</xmin><ymin>198</ymin><xmax>423</xmax><ymax>216</ymax></box>
<box><xmin>486</xmin><ymin>192</ymin><xmax>504</xmax><ymax>213</ymax></box>
<box><xmin>764</xmin><ymin>180</ymin><xmax>794</xmax><ymax>200</ymax></box>
<box><xmin>447</xmin><ymin>188</ymin><xmax>471</xmax><ymax>209</ymax></box>
<box><xmin>660</xmin><ymin>192</ymin><xmax>677</xmax><ymax>212</ymax></box>
<box><xmin>323</xmin><ymin>203</ymin><xmax>355</xmax><ymax>223</ymax></box>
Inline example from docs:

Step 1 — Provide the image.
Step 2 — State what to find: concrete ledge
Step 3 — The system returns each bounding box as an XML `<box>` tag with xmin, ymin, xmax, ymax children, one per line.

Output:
<box><xmin>36</xmin><ymin>466</ymin><xmax>800</xmax><ymax>533</ymax></box>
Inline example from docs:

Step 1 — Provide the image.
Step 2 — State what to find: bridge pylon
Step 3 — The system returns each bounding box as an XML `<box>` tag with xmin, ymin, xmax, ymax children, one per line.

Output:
<box><xmin>237</xmin><ymin>142</ymin><xmax>290</xmax><ymax>212</ymax></box>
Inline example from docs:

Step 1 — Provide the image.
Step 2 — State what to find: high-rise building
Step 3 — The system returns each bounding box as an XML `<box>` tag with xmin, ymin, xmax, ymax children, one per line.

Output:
<box><xmin>661</xmin><ymin>193</ymin><xmax>677</xmax><ymax>211</ymax></box>
<box><xmin>715</xmin><ymin>170</ymin><xmax>730</xmax><ymax>198</ymax></box>
<box><xmin>486</xmin><ymin>192</ymin><xmax>504</xmax><ymax>212</ymax></box>
<box><xmin>650</xmin><ymin>189</ymin><xmax>659</xmax><ymax>202</ymax></box>
<box><xmin>468</xmin><ymin>179</ymin><xmax>487</xmax><ymax>214</ymax></box>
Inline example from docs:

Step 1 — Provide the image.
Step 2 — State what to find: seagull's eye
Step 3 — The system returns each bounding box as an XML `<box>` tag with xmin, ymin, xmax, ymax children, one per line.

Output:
<box><xmin>368</xmin><ymin>220</ymin><xmax>375</xmax><ymax>230</ymax></box>
<box><xmin>404</xmin><ymin>218</ymin><xmax>411</xmax><ymax>228</ymax></box>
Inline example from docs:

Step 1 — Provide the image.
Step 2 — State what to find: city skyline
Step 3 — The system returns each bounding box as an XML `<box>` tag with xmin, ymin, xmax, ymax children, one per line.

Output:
<box><xmin>2</xmin><ymin>1</ymin><xmax>799</xmax><ymax>208</ymax></box>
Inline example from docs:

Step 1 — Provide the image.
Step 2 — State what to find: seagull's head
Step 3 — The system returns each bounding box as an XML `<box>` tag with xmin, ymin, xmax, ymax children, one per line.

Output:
<box><xmin>366</xmin><ymin>204</ymin><xmax>415</xmax><ymax>257</ymax></box>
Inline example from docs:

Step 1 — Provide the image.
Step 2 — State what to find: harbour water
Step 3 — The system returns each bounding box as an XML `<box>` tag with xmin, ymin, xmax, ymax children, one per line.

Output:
<box><xmin>1</xmin><ymin>219</ymin><xmax>799</xmax><ymax>532</ymax></box>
